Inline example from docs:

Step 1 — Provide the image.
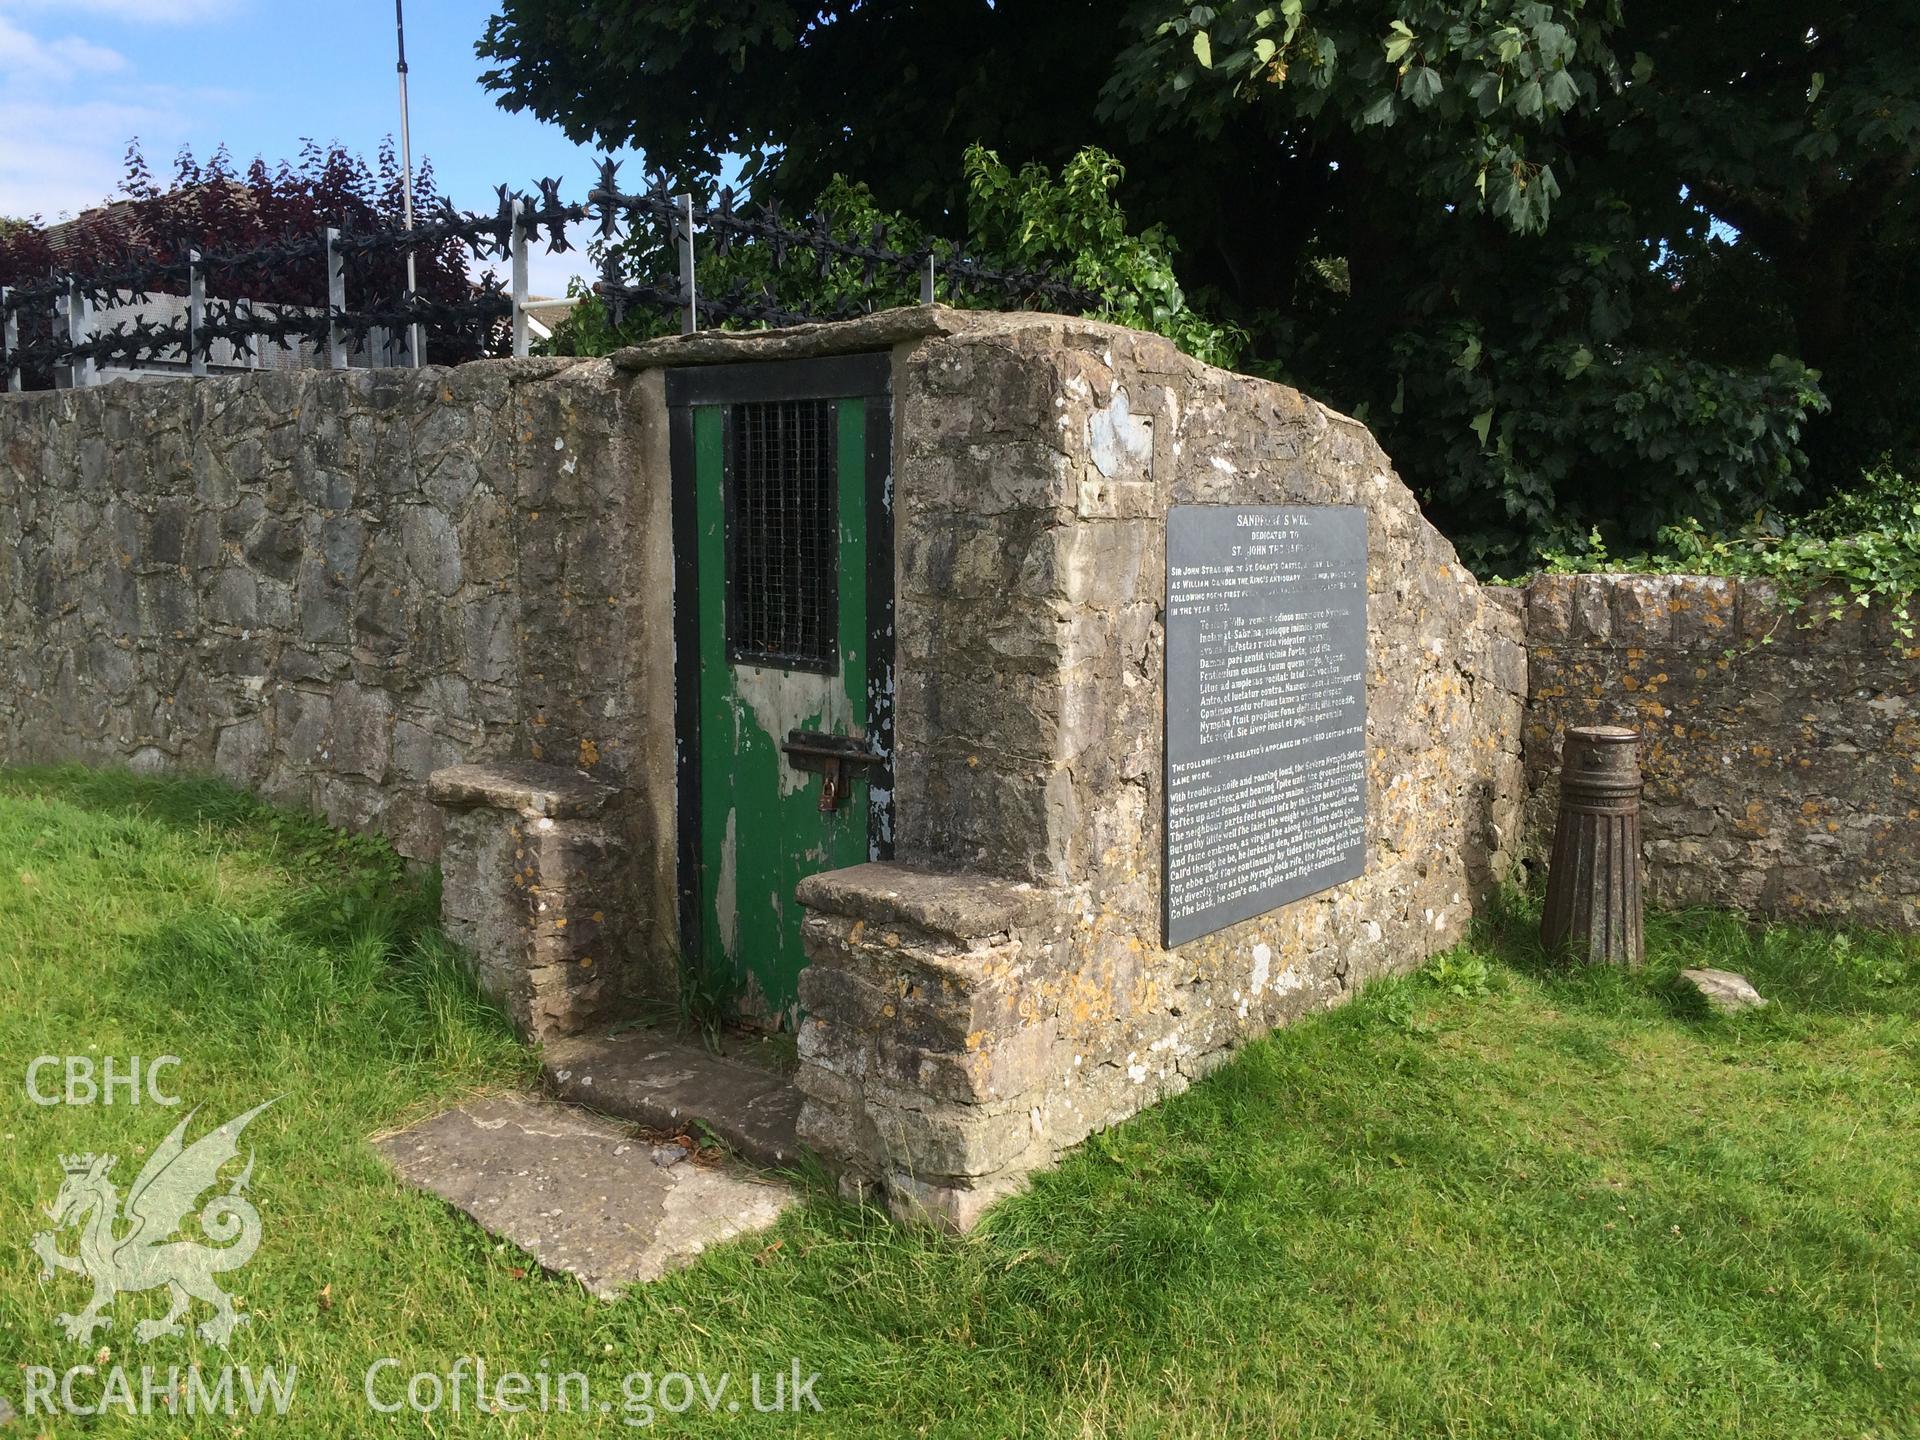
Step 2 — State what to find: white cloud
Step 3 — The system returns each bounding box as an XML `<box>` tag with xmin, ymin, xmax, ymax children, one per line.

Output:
<box><xmin>0</xmin><ymin>98</ymin><xmax>174</xmax><ymax>218</ymax></box>
<box><xmin>44</xmin><ymin>34</ymin><xmax>129</xmax><ymax>71</ymax></box>
<box><xmin>0</xmin><ymin>82</ymin><xmax>248</xmax><ymax>221</ymax></box>
<box><xmin>0</xmin><ymin>1</ymin><xmax>243</xmax><ymax>222</ymax></box>
<box><xmin>0</xmin><ymin>0</ymin><xmax>237</xmax><ymax>24</ymax></box>
<box><xmin>0</xmin><ymin>15</ymin><xmax>130</xmax><ymax>78</ymax></box>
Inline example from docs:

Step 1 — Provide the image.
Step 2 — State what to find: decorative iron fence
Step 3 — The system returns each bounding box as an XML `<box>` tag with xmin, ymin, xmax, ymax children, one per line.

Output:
<box><xmin>0</xmin><ymin>161</ymin><xmax>1099</xmax><ymax>392</ymax></box>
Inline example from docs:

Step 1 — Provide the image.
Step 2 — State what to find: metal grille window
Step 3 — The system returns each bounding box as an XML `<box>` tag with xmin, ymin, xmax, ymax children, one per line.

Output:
<box><xmin>726</xmin><ymin>398</ymin><xmax>838</xmax><ymax>670</ymax></box>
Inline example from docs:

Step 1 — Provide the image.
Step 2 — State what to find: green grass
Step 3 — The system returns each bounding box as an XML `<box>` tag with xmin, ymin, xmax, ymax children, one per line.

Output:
<box><xmin>1</xmin><ymin>766</ymin><xmax>1916</xmax><ymax>1437</ymax></box>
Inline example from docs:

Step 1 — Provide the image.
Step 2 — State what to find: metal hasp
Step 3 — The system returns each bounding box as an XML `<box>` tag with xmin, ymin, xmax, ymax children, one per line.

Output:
<box><xmin>1541</xmin><ymin>725</ymin><xmax>1645</xmax><ymax>966</ymax></box>
<box><xmin>781</xmin><ymin>730</ymin><xmax>887</xmax><ymax>814</ymax></box>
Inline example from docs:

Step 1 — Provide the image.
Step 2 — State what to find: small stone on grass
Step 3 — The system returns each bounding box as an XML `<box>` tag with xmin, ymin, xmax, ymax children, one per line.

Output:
<box><xmin>1681</xmin><ymin>968</ymin><xmax>1767</xmax><ymax>1014</ymax></box>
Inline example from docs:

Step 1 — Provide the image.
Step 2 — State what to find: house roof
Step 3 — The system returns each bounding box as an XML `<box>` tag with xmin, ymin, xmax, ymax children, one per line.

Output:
<box><xmin>43</xmin><ymin>181</ymin><xmax>257</xmax><ymax>265</ymax></box>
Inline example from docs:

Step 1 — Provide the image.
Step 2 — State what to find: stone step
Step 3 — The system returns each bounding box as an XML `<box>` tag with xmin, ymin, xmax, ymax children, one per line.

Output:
<box><xmin>541</xmin><ymin>1028</ymin><xmax>805</xmax><ymax>1170</ymax></box>
<box><xmin>376</xmin><ymin>1092</ymin><xmax>797</xmax><ymax>1297</ymax></box>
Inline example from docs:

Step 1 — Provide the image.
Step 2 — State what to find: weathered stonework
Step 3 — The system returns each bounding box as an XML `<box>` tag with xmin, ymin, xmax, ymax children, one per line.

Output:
<box><xmin>772</xmin><ymin>314</ymin><xmax>1530</xmax><ymax>1226</ymax></box>
<box><xmin>429</xmin><ymin>761</ymin><xmax>625</xmax><ymax>1039</ymax></box>
<box><xmin>1522</xmin><ymin>573</ymin><xmax>1920</xmax><ymax>928</ymax></box>
<box><xmin>1</xmin><ymin>309</ymin><xmax>1539</xmax><ymax>1230</ymax></box>
<box><xmin>0</xmin><ymin>359</ymin><xmax>681</xmax><ymax>1004</ymax></box>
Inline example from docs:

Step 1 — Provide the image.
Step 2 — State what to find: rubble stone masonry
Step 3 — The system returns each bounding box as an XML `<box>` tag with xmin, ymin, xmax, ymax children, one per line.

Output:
<box><xmin>25</xmin><ymin>315</ymin><xmax>1905</xmax><ymax>1229</ymax></box>
<box><xmin>1522</xmin><ymin>574</ymin><xmax>1919</xmax><ymax>930</ymax></box>
<box><xmin>0</xmin><ymin>358</ymin><xmax>681</xmax><ymax>1020</ymax></box>
<box><xmin>778</xmin><ymin>314</ymin><xmax>1528</xmax><ymax>1225</ymax></box>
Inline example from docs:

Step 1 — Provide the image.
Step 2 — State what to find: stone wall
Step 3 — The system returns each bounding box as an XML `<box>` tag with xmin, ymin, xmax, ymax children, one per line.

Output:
<box><xmin>10</xmin><ymin>306</ymin><xmax>1911</xmax><ymax>1232</ymax></box>
<box><xmin>785</xmin><ymin>313</ymin><xmax>1529</xmax><ymax>1226</ymax></box>
<box><xmin>0</xmin><ymin>310</ymin><xmax>1556</xmax><ymax>1230</ymax></box>
<box><xmin>1522</xmin><ymin>574</ymin><xmax>1920</xmax><ymax>928</ymax></box>
<box><xmin>0</xmin><ymin>358</ymin><xmax>680</xmax><ymax>1010</ymax></box>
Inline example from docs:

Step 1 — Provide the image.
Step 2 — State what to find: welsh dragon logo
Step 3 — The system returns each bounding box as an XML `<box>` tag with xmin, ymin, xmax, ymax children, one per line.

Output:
<box><xmin>31</xmin><ymin>1099</ymin><xmax>275</xmax><ymax>1349</ymax></box>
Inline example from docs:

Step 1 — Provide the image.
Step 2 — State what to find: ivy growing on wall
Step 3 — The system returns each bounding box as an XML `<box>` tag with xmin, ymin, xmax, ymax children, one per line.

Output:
<box><xmin>1531</xmin><ymin>460</ymin><xmax>1919</xmax><ymax>640</ymax></box>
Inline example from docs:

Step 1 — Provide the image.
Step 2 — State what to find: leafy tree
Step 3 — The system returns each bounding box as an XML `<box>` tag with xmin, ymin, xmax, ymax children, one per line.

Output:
<box><xmin>0</xmin><ymin>139</ymin><xmax>492</xmax><ymax>366</ymax></box>
<box><xmin>1108</xmin><ymin>2</ymin><xmax>1915</xmax><ymax>527</ymax></box>
<box><xmin>479</xmin><ymin>0</ymin><xmax>1919</xmax><ymax>569</ymax></box>
<box><xmin>552</xmin><ymin>144</ymin><xmax>1244</xmax><ymax>370</ymax></box>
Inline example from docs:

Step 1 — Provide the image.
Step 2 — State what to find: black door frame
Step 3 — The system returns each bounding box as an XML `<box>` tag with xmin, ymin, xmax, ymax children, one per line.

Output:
<box><xmin>664</xmin><ymin>351</ymin><xmax>896</xmax><ymax>976</ymax></box>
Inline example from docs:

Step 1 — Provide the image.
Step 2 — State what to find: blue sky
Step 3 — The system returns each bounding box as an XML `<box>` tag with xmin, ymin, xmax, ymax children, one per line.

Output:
<box><xmin>0</xmin><ymin>0</ymin><xmax>630</xmax><ymax>295</ymax></box>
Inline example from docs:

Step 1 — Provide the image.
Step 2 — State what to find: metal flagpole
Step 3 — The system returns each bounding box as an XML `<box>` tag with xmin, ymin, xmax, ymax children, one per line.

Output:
<box><xmin>394</xmin><ymin>0</ymin><xmax>424</xmax><ymax>367</ymax></box>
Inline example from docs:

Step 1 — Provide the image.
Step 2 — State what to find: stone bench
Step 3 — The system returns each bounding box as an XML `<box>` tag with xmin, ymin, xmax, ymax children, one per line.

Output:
<box><xmin>429</xmin><ymin>761</ymin><xmax>626</xmax><ymax>1043</ymax></box>
<box><xmin>793</xmin><ymin>861</ymin><xmax>1070</xmax><ymax>1228</ymax></box>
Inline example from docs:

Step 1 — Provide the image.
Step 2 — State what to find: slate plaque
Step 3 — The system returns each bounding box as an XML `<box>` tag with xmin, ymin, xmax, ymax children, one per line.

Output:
<box><xmin>1164</xmin><ymin>505</ymin><xmax>1368</xmax><ymax>946</ymax></box>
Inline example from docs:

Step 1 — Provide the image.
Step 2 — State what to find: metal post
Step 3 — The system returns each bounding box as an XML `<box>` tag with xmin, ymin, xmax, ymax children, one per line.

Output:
<box><xmin>52</xmin><ymin>290</ymin><xmax>66</xmax><ymax>388</ymax></box>
<box><xmin>77</xmin><ymin>284</ymin><xmax>97</xmax><ymax>386</ymax></box>
<box><xmin>1541</xmin><ymin>725</ymin><xmax>1645</xmax><ymax>966</ymax></box>
<box><xmin>394</xmin><ymin>0</ymin><xmax>424</xmax><ymax>367</ymax></box>
<box><xmin>404</xmin><ymin>282</ymin><xmax>426</xmax><ymax>368</ymax></box>
<box><xmin>241</xmin><ymin>299</ymin><xmax>272</xmax><ymax>374</ymax></box>
<box><xmin>1</xmin><ymin>288</ymin><xmax>18</xmax><ymax>393</ymax></box>
<box><xmin>56</xmin><ymin>280</ymin><xmax>95</xmax><ymax>388</ymax></box>
<box><xmin>187</xmin><ymin>249</ymin><xmax>208</xmax><ymax>377</ymax></box>
<box><xmin>674</xmin><ymin>192</ymin><xmax>697</xmax><ymax>335</ymax></box>
<box><xmin>238</xmin><ymin>298</ymin><xmax>257</xmax><ymax>372</ymax></box>
<box><xmin>510</xmin><ymin>198</ymin><xmax>530</xmax><ymax>358</ymax></box>
<box><xmin>325</xmin><ymin>227</ymin><xmax>347</xmax><ymax>370</ymax></box>
<box><xmin>74</xmin><ymin>281</ymin><xmax>96</xmax><ymax>387</ymax></box>
<box><xmin>920</xmin><ymin>254</ymin><xmax>936</xmax><ymax>306</ymax></box>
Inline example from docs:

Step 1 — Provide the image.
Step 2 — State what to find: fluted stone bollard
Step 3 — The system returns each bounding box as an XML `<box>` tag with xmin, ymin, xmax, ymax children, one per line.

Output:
<box><xmin>1541</xmin><ymin>725</ymin><xmax>1645</xmax><ymax>966</ymax></box>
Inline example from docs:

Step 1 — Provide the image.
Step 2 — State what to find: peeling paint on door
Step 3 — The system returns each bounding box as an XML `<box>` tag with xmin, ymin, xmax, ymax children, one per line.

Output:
<box><xmin>734</xmin><ymin>662</ymin><xmax>855</xmax><ymax>796</ymax></box>
<box><xmin>684</xmin><ymin>385</ymin><xmax>891</xmax><ymax>1025</ymax></box>
<box><xmin>715</xmin><ymin>808</ymin><xmax>739</xmax><ymax>960</ymax></box>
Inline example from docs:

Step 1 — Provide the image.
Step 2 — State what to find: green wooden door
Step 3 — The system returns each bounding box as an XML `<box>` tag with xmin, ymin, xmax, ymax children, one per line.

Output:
<box><xmin>669</xmin><ymin>357</ymin><xmax>893</xmax><ymax>1028</ymax></box>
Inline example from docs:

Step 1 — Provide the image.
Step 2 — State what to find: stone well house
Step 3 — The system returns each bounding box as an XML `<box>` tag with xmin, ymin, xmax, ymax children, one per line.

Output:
<box><xmin>27</xmin><ymin>303</ymin><xmax>1814</xmax><ymax>1227</ymax></box>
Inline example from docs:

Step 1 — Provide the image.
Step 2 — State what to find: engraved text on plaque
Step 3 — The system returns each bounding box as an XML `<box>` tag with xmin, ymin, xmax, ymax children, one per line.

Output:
<box><xmin>1164</xmin><ymin>505</ymin><xmax>1367</xmax><ymax>945</ymax></box>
